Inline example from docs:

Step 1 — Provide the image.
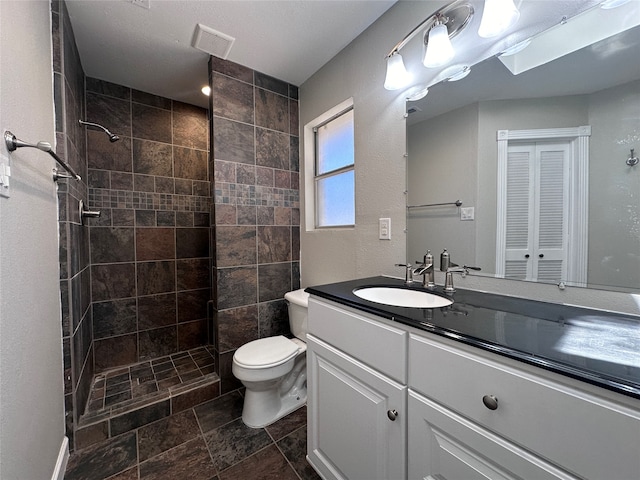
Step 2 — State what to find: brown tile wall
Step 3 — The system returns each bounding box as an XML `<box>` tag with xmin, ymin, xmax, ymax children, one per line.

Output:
<box><xmin>53</xmin><ymin>0</ymin><xmax>92</xmax><ymax>452</ymax></box>
<box><xmin>86</xmin><ymin>78</ymin><xmax>212</xmax><ymax>372</ymax></box>
<box><xmin>209</xmin><ymin>57</ymin><xmax>300</xmax><ymax>393</ymax></box>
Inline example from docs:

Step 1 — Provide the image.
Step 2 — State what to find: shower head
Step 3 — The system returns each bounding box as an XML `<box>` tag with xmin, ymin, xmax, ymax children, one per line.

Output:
<box><xmin>79</xmin><ymin>120</ymin><xmax>120</xmax><ymax>142</ymax></box>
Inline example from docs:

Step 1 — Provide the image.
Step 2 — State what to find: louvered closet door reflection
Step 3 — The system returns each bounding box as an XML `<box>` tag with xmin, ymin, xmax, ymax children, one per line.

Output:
<box><xmin>504</xmin><ymin>142</ymin><xmax>569</xmax><ymax>283</ymax></box>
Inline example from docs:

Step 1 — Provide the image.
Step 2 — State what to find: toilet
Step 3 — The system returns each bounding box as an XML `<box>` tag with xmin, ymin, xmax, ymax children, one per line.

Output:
<box><xmin>232</xmin><ymin>288</ymin><xmax>309</xmax><ymax>428</ymax></box>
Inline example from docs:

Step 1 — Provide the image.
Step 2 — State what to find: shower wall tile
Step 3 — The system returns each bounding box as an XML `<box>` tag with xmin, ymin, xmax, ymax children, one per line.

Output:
<box><xmin>176</xmin><ymin>259</ymin><xmax>210</xmax><ymax>291</ymax></box>
<box><xmin>132</xmin><ymin>103</ymin><xmax>172</xmax><ymax>143</ymax></box>
<box><xmin>94</xmin><ymin>333</ymin><xmax>138</xmax><ymax>371</ymax></box>
<box><xmin>133</xmin><ymin>140</ymin><xmax>173</xmax><ymax>176</ymax></box>
<box><xmin>213</xmin><ymin>118</ymin><xmax>255</xmax><ymax>164</ymax></box>
<box><xmin>86</xmin><ymin>78</ymin><xmax>131</xmax><ymax>100</ymax></box>
<box><xmin>217</xmin><ymin>306</ymin><xmax>259</xmax><ymax>352</ymax></box>
<box><xmin>258</xmin><ymin>226</ymin><xmax>291</xmax><ymax>263</ymax></box>
<box><xmin>90</xmin><ymin>227</ymin><xmax>135</xmax><ymax>264</ymax></box>
<box><xmin>136</xmin><ymin>227</ymin><xmax>175</xmax><ymax>261</ymax></box>
<box><xmin>139</xmin><ymin>327</ymin><xmax>178</xmax><ymax>360</ymax></box>
<box><xmin>258</xmin><ymin>300</ymin><xmax>289</xmax><ymax>339</ymax></box>
<box><xmin>173</xmin><ymin>104</ymin><xmax>209</xmax><ymax>150</ymax></box>
<box><xmin>86</xmin><ymin>92</ymin><xmax>131</xmax><ymax>137</ymax></box>
<box><xmin>258</xmin><ymin>263</ymin><xmax>292</xmax><ymax>303</ymax></box>
<box><xmin>212</xmin><ymin>73</ymin><xmax>254</xmax><ymax>124</ymax></box>
<box><xmin>217</xmin><ymin>267</ymin><xmax>258</xmax><ymax>309</ymax></box>
<box><xmin>176</xmin><ymin>228</ymin><xmax>209</xmax><ymax>259</ymax></box>
<box><xmin>210</xmin><ymin>57</ymin><xmax>300</xmax><ymax>387</ymax></box>
<box><xmin>132</xmin><ymin>89</ymin><xmax>172</xmax><ymax>110</ymax></box>
<box><xmin>138</xmin><ymin>293</ymin><xmax>177</xmax><ymax>330</ymax></box>
<box><xmin>88</xmin><ymin>131</ymin><xmax>132</xmax><ymax>171</ymax></box>
<box><xmin>174</xmin><ymin>147</ymin><xmax>208</xmax><ymax>181</ymax></box>
<box><xmin>178</xmin><ymin>320</ymin><xmax>209</xmax><ymax>352</ymax></box>
<box><xmin>216</xmin><ymin>226</ymin><xmax>256</xmax><ymax>267</ymax></box>
<box><xmin>256</xmin><ymin>128</ymin><xmax>289</xmax><ymax>170</ymax></box>
<box><xmin>93</xmin><ymin>299</ymin><xmax>137</xmax><ymax>339</ymax></box>
<box><xmin>137</xmin><ymin>261</ymin><xmax>176</xmax><ymax>296</ymax></box>
<box><xmin>210</xmin><ymin>56</ymin><xmax>253</xmax><ymax>83</ymax></box>
<box><xmin>255</xmin><ymin>88</ymin><xmax>289</xmax><ymax>133</ymax></box>
<box><xmin>255</xmin><ymin>72</ymin><xmax>289</xmax><ymax>97</ymax></box>
<box><xmin>91</xmin><ymin>263</ymin><xmax>136</xmax><ymax>301</ymax></box>
<box><xmin>177</xmin><ymin>289</ymin><xmax>210</xmax><ymax>323</ymax></box>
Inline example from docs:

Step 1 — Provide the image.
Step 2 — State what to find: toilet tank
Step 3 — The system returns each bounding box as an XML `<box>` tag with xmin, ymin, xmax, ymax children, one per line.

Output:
<box><xmin>284</xmin><ymin>289</ymin><xmax>309</xmax><ymax>341</ymax></box>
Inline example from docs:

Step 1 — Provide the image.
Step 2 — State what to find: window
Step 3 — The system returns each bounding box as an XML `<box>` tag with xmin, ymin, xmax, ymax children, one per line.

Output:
<box><xmin>313</xmin><ymin>107</ymin><xmax>355</xmax><ymax>227</ymax></box>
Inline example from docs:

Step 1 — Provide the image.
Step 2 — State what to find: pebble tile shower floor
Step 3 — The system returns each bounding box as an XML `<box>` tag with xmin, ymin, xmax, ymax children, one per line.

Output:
<box><xmin>65</xmin><ymin>392</ymin><xmax>320</xmax><ymax>480</ymax></box>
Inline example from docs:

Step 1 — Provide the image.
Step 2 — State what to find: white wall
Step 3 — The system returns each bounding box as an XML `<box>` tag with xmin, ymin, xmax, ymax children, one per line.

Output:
<box><xmin>300</xmin><ymin>1</ymin><xmax>640</xmax><ymax>315</ymax></box>
<box><xmin>0</xmin><ymin>1</ymin><xmax>67</xmax><ymax>479</ymax></box>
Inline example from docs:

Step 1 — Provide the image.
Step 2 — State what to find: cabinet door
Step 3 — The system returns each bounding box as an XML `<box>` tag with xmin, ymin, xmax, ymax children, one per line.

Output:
<box><xmin>408</xmin><ymin>390</ymin><xmax>579</xmax><ymax>480</ymax></box>
<box><xmin>307</xmin><ymin>335</ymin><xmax>406</xmax><ymax>480</ymax></box>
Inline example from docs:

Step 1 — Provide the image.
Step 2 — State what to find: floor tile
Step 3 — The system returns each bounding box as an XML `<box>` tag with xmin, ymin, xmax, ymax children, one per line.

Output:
<box><xmin>266</xmin><ymin>406</ymin><xmax>307</xmax><ymax>441</ymax></box>
<box><xmin>65</xmin><ymin>432</ymin><xmax>137</xmax><ymax>480</ymax></box>
<box><xmin>204</xmin><ymin>418</ymin><xmax>273</xmax><ymax>471</ymax></box>
<box><xmin>139</xmin><ymin>437</ymin><xmax>217</xmax><ymax>480</ymax></box>
<box><xmin>278</xmin><ymin>426</ymin><xmax>321</xmax><ymax>480</ymax></box>
<box><xmin>218</xmin><ymin>444</ymin><xmax>299</xmax><ymax>480</ymax></box>
<box><xmin>194</xmin><ymin>390</ymin><xmax>244</xmax><ymax>432</ymax></box>
<box><xmin>138</xmin><ymin>408</ymin><xmax>201</xmax><ymax>461</ymax></box>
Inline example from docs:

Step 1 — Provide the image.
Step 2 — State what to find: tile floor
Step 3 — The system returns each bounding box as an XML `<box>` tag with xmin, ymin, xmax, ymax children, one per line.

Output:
<box><xmin>65</xmin><ymin>390</ymin><xmax>321</xmax><ymax>480</ymax></box>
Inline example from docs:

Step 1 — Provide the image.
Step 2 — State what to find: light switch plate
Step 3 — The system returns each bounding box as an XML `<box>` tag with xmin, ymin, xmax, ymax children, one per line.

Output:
<box><xmin>460</xmin><ymin>207</ymin><xmax>474</xmax><ymax>221</ymax></box>
<box><xmin>379</xmin><ymin>217</ymin><xmax>391</xmax><ymax>240</ymax></box>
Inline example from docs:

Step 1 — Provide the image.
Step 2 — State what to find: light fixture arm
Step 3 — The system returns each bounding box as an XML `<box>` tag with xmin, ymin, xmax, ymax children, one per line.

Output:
<box><xmin>385</xmin><ymin>2</ymin><xmax>474</xmax><ymax>58</ymax></box>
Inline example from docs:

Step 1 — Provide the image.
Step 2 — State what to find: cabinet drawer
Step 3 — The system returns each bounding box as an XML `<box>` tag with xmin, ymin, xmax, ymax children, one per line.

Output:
<box><xmin>308</xmin><ymin>297</ymin><xmax>407</xmax><ymax>383</ymax></box>
<box><xmin>409</xmin><ymin>333</ymin><xmax>640</xmax><ymax>480</ymax></box>
<box><xmin>408</xmin><ymin>390</ymin><xmax>578</xmax><ymax>480</ymax></box>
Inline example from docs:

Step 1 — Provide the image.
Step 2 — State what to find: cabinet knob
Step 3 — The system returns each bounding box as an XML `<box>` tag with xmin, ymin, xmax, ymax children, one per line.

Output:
<box><xmin>482</xmin><ymin>395</ymin><xmax>499</xmax><ymax>410</ymax></box>
<box><xmin>387</xmin><ymin>409</ymin><xmax>398</xmax><ymax>421</ymax></box>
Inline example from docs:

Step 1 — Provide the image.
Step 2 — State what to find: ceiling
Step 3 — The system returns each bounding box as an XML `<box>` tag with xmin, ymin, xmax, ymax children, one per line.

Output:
<box><xmin>65</xmin><ymin>0</ymin><xmax>397</xmax><ymax>108</ymax></box>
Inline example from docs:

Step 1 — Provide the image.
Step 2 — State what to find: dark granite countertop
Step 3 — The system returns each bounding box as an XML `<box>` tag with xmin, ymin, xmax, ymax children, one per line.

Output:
<box><xmin>305</xmin><ymin>276</ymin><xmax>640</xmax><ymax>400</ymax></box>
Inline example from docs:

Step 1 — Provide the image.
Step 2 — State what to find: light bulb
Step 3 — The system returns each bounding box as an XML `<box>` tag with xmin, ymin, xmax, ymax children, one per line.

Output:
<box><xmin>423</xmin><ymin>23</ymin><xmax>455</xmax><ymax>68</ymax></box>
<box><xmin>478</xmin><ymin>0</ymin><xmax>520</xmax><ymax>38</ymax></box>
<box><xmin>384</xmin><ymin>52</ymin><xmax>411</xmax><ymax>90</ymax></box>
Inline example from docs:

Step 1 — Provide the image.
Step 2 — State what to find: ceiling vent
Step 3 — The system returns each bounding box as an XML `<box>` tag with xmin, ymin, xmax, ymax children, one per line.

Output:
<box><xmin>192</xmin><ymin>24</ymin><xmax>235</xmax><ymax>59</ymax></box>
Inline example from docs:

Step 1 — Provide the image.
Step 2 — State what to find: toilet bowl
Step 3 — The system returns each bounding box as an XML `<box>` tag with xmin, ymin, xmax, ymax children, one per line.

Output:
<box><xmin>232</xmin><ymin>288</ymin><xmax>309</xmax><ymax>428</ymax></box>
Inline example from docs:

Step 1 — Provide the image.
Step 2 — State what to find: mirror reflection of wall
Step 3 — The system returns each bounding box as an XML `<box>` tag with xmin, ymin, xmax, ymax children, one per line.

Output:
<box><xmin>407</xmin><ymin>24</ymin><xmax>640</xmax><ymax>293</ymax></box>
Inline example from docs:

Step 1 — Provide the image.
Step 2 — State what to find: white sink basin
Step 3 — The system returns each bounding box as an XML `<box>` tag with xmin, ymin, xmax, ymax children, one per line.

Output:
<box><xmin>353</xmin><ymin>286</ymin><xmax>453</xmax><ymax>308</ymax></box>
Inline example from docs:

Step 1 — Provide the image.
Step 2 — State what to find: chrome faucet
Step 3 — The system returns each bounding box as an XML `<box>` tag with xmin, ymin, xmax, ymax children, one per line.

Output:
<box><xmin>395</xmin><ymin>263</ymin><xmax>414</xmax><ymax>285</ymax></box>
<box><xmin>444</xmin><ymin>265</ymin><xmax>481</xmax><ymax>293</ymax></box>
<box><xmin>413</xmin><ymin>250</ymin><xmax>435</xmax><ymax>289</ymax></box>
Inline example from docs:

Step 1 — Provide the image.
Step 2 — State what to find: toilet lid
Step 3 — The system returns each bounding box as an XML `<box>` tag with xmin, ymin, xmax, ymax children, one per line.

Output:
<box><xmin>234</xmin><ymin>336</ymin><xmax>300</xmax><ymax>369</ymax></box>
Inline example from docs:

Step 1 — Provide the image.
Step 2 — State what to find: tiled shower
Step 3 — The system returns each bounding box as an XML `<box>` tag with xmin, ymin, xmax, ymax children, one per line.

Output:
<box><xmin>53</xmin><ymin>0</ymin><xmax>300</xmax><ymax>452</ymax></box>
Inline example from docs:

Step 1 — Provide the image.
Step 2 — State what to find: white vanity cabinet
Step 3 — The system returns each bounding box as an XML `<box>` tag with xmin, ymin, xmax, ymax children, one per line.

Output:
<box><xmin>306</xmin><ymin>298</ymin><xmax>408</xmax><ymax>480</ymax></box>
<box><xmin>307</xmin><ymin>296</ymin><xmax>640</xmax><ymax>480</ymax></box>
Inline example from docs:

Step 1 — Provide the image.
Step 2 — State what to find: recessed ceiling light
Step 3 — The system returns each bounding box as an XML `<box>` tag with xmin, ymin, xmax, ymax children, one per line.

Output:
<box><xmin>201</xmin><ymin>86</ymin><xmax>211</xmax><ymax>96</ymax></box>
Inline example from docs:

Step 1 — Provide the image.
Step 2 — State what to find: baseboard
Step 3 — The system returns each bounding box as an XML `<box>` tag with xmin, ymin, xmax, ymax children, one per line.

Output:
<box><xmin>51</xmin><ymin>436</ymin><xmax>69</xmax><ymax>480</ymax></box>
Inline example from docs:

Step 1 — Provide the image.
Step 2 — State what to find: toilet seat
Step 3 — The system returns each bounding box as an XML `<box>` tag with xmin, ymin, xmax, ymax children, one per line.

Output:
<box><xmin>234</xmin><ymin>336</ymin><xmax>301</xmax><ymax>369</ymax></box>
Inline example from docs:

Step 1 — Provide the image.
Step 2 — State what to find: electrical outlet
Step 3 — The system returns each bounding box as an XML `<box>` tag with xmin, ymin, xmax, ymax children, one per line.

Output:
<box><xmin>460</xmin><ymin>207</ymin><xmax>474</xmax><ymax>221</ymax></box>
<box><xmin>379</xmin><ymin>218</ymin><xmax>391</xmax><ymax>240</ymax></box>
<box><xmin>0</xmin><ymin>157</ymin><xmax>11</xmax><ymax>198</ymax></box>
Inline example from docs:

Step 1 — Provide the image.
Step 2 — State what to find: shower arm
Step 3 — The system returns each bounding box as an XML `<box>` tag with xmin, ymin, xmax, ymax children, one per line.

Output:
<box><xmin>4</xmin><ymin>131</ymin><xmax>81</xmax><ymax>181</ymax></box>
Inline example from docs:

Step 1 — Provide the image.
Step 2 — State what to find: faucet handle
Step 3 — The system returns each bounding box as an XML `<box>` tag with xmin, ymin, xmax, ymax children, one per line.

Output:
<box><xmin>395</xmin><ymin>263</ymin><xmax>414</xmax><ymax>284</ymax></box>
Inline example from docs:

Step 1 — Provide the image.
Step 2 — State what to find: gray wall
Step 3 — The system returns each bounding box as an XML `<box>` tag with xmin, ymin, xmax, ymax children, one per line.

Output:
<box><xmin>0</xmin><ymin>0</ymin><xmax>66</xmax><ymax>478</ymax></box>
<box><xmin>300</xmin><ymin>0</ymin><xmax>640</xmax><ymax>314</ymax></box>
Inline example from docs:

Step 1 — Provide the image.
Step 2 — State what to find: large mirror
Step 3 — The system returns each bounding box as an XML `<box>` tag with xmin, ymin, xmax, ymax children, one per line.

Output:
<box><xmin>407</xmin><ymin>5</ymin><xmax>640</xmax><ymax>293</ymax></box>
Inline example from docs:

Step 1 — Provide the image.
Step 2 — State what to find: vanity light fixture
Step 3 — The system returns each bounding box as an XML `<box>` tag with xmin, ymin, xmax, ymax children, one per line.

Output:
<box><xmin>201</xmin><ymin>85</ymin><xmax>211</xmax><ymax>96</ymax></box>
<box><xmin>478</xmin><ymin>0</ymin><xmax>520</xmax><ymax>38</ymax></box>
<box><xmin>384</xmin><ymin>52</ymin><xmax>412</xmax><ymax>90</ymax></box>
<box><xmin>423</xmin><ymin>15</ymin><xmax>455</xmax><ymax>68</ymax></box>
<box><xmin>406</xmin><ymin>86</ymin><xmax>430</xmax><ymax>102</ymax></box>
<box><xmin>383</xmin><ymin>2</ymin><xmax>473</xmax><ymax>90</ymax></box>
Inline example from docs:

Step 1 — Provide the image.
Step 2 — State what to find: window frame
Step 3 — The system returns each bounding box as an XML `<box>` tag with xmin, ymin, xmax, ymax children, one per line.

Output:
<box><xmin>304</xmin><ymin>98</ymin><xmax>356</xmax><ymax>231</ymax></box>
